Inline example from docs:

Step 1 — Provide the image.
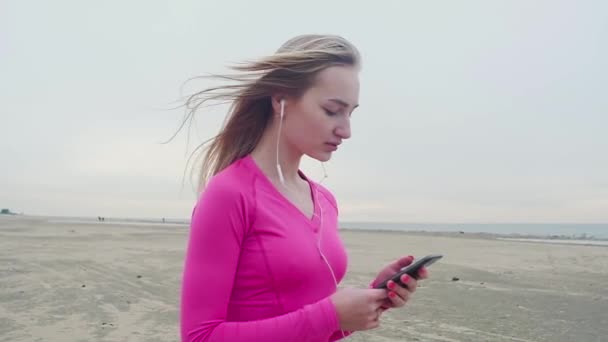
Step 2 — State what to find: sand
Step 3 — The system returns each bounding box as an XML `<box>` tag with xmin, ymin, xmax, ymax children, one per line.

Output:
<box><xmin>1</xmin><ymin>215</ymin><xmax>607</xmax><ymax>342</ymax></box>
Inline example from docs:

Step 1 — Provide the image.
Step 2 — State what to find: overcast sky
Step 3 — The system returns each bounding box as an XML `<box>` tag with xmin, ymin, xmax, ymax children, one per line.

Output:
<box><xmin>1</xmin><ymin>0</ymin><xmax>607</xmax><ymax>223</ymax></box>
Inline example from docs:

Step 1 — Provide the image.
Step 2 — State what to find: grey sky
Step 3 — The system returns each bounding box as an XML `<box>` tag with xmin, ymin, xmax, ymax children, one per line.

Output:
<box><xmin>1</xmin><ymin>0</ymin><xmax>607</xmax><ymax>223</ymax></box>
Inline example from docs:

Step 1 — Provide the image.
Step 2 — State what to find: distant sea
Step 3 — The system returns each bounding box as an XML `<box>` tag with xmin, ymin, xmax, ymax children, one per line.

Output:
<box><xmin>339</xmin><ymin>222</ymin><xmax>608</xmax><ymax>240</ymax></box>
<box><xmin>27</xmin><ymin>215</ymin><xmax>608</xmax><ymax>241</ymax></box>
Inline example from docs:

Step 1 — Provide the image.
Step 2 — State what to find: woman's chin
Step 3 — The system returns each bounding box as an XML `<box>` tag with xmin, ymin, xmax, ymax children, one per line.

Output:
<box><xmin>307</xmin><ymin>151</ymin><xmax>333</xmax><ymax>162</ymax></box>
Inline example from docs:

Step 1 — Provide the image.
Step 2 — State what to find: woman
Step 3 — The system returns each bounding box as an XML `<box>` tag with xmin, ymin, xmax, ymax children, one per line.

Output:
<box><xmin>178</xmin><ymin>34</ymin><xmax>429</xmax><ymax>342</ymax></box>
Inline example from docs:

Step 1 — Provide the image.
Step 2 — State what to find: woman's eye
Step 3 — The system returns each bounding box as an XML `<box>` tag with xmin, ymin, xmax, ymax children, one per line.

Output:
<box><xmin>324</xmin><ymin>108</ymin><xmax>338</xmax><ymax>116</ymax></box>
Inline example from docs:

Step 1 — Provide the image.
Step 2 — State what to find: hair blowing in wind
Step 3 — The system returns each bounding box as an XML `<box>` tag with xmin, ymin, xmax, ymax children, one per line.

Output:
<box><xmin>166</xmin><ymin>34</ymin><xmax>361</xmax><ymax>192</ymax></box>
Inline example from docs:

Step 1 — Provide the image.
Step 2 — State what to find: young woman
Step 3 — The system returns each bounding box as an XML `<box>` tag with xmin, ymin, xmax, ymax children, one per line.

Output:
<box><xmin>179</xmin><ymin>34</ymin><xmax>429</xmax><ymax>342</ymax></box>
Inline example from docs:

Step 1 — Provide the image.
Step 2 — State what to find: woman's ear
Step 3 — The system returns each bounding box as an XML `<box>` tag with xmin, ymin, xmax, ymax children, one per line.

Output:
<box><xmin>271</xmin><ymin>94</ymin><xmax>287</xmax><ymax>117</ymax></box>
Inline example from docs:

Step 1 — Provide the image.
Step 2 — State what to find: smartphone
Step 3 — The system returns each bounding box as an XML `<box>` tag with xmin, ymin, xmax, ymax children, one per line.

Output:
<box><xmin>373</xmin><ymin>254</ymin><xmax>443</xmax><ymax>289</ymax></box>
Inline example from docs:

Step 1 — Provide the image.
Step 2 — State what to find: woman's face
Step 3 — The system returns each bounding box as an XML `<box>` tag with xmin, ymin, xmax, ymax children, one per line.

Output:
<box><xmin>280</xmin><ymin>65</ymin><xmax>360</xmax><ymax>162</ymax></box>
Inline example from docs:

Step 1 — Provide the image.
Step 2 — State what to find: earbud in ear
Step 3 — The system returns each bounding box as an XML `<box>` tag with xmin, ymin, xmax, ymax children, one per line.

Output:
<box><xmin>279</xmin><ymin>99</ymin><xmax>285</xmax><ymax>119</ymax></box>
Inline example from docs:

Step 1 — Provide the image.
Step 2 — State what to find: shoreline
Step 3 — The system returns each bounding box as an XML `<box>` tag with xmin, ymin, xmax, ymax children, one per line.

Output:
<box><xmin>2</xmin><ymin>214</ymin><xmax>607</xmax><ymax>246</ymax></box>
<box><xmin>340</xmin><ymin>227</ymin><xmax>608</xmax><ymax>246</ymax></box>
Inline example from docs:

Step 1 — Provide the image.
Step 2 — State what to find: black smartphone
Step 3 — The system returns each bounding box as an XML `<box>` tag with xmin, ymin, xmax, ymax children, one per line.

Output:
<box><xmin>373</xmin><ymin>254</ymin><xmax>443</xmax><ymax>289</ymax></box>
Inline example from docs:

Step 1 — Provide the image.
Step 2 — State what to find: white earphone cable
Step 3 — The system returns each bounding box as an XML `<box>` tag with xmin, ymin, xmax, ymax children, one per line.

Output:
<box><xmin>275</xmin><ymin>101</ymin><xmax>344</xmax><ymax>337</ymax></box>
<box><xmin>276</xmin><ymin>99</ymin><xmax>285</xmax><ymax>185</ymax></box>
<box><xmin>314</xmin><ymin>163</ymin><xmax>346</xmax><ymax>338</ymax></box>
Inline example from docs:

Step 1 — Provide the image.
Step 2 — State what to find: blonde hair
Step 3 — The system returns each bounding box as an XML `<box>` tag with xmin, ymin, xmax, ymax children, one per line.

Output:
<box><xmin>171</xmin><ymin>34</ymin><xmax>361</xmax><ymax>192</ymax></box>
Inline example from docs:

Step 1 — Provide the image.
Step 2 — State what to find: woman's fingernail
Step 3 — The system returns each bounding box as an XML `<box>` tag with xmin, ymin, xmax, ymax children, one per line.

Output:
<box><xmin>389</xmin><ymin>291</ymin><xmax>396</xmax><ymax>298</ymax></box>
<box><xmin>401</xmin><ymin>275</ymin><xmax>410</xmax><ymax>283</ymax></box>
<box><xmin>387</xmin><ymin>281</ymin><xmax>395</xmax><ymax>290</ymax></box>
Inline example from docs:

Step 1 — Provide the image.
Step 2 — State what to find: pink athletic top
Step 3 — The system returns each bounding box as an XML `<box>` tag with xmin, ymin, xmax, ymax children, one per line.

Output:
<box><xmin>180</xmin><ymin>154</ymin><xmax>351</xmax><ymax>341</ymax></box>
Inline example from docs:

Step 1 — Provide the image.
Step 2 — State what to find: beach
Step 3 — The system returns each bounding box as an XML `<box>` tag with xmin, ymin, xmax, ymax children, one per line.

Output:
<box><xmin>1</xmin><ymin>215</ymin><xmax>607</xmax><ymax>342</ymax></box>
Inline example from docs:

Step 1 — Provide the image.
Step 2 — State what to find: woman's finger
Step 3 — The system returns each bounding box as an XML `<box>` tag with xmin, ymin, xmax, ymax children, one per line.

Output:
<box><xmin>418</xmin><ymin>266</ymin><xmax>429</xmax><ymax>279</ymax></box>
<box><xmin>387</xmin><ymin>280</ymin><xmax>412</xmax><ymax>303</ymax></box>
<box><xmin>387</xmin><ymin>289</ymin><xmax>408</xmax><ymax>307</ymax></box>
<box><xmin>398</xmin><ymin>274</ymin><xmax>418</xmax><ymax>293</ymax></box>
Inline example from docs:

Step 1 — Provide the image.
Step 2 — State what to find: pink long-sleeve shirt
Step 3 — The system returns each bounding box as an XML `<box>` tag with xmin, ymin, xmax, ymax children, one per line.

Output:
<box><xmin>180</xmin><ymin>154</ymin><xmax>351</xmax><ymax>342</ymax></box>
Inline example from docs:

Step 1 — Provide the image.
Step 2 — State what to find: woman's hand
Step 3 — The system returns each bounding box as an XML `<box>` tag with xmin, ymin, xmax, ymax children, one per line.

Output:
<box><xmin>371</xmin><ymin>255</ymin><xmax>429</xmax><ymax>310</ymax></box>
<box><xmin>330</xmin><ymin>288</ymin><xmax>388</xmax><ymax>331</ymax></box>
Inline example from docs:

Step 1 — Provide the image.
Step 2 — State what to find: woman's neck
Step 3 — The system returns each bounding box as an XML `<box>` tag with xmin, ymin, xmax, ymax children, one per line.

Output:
<box><xmin>250</xmin><ymin>123</ymin><xmax>304</xmax><ymax>187</ymax></box>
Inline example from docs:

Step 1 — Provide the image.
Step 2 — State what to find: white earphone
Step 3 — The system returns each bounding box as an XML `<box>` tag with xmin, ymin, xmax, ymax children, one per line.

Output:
<box><xmin>276</xmin><ymin>99</ymin><xmax>286</xmax><ymax>184</ymax></box>
<box><xmin>274</xmin><ymin>98</ymin><xmax>344</xmax><ymax>337</ymax></box>
<box><xmin>313</xmin><ymin>165</ymin><xmax>345</xmax><ymax>338</ymax></box>
<box><xmin>274</xmin><ymin>99</ymin><xmax>336</xmax><ymax>283</ymax></box>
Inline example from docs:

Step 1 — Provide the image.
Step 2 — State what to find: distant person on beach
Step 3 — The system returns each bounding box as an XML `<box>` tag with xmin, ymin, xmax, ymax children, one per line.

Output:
<box><xmin>177</xmin><ymin>34</ymin><xmax>430</xmax><ymax>341</ymax></box>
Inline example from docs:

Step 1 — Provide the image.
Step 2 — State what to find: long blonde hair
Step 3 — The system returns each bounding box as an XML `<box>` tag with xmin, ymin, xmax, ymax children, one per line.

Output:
<box><xmin>170</xmin><ymin>34</ymin><xmax>361</xmax><ymax>192</ymax></box>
